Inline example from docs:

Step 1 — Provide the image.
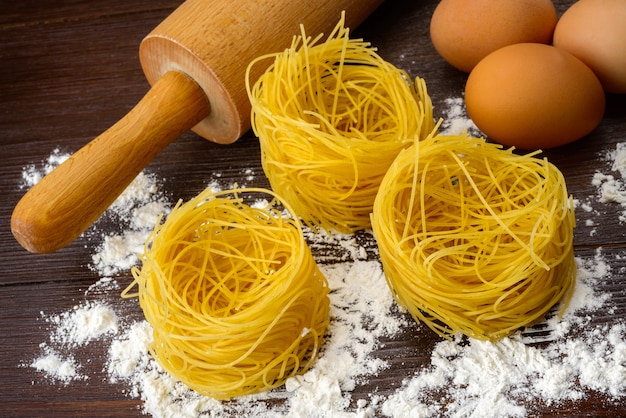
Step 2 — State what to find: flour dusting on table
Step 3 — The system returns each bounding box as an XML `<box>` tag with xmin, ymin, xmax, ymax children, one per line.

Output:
<box><xmin>90</xmin><ymin>171</ymin><xmax>172</xmax><ymax>277</ymax></box>
<box><xmin>20</xmin><ymin>148</ymin><xmax>70</xmax><ymax>189</ymax></box>
<box><xmin>22</xmin><ymin>139</ymin><xmax>626</xmax><ymax>417</ymax></box>
<box><xmin>437</xmin><ymin>97</ymin><xmax>481</xmax><ymax>137</ymax></box>
<box><xmin>592</xmin><ymin>143</ymin><xmax>626</xmax><ymax>222</ymax></box>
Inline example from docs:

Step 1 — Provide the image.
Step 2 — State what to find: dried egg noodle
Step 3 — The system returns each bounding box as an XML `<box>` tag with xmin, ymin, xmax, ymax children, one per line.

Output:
<box><xmin>246</xmin><ymin>15</ymin><xmax>434</xmax><ymax>233</ymax></box>
<box><xmin>371</xmin><ymin>133</ymin><xmax>576</xmax><ymax>340</ymax></box>
<box><xmin>123</xmin><ymin>187</ymin><xmax>330</xmax><ymax>399</ymax></box>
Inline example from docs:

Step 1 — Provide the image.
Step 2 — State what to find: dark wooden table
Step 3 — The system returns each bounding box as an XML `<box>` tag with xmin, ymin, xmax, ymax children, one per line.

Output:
<box><xmin>2</xmin><ymin>1</ymin><xmax>625</xmax><ymax>417</ymax></box>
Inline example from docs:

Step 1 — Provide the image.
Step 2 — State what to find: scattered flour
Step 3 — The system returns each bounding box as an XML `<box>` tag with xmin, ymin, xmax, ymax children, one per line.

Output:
<box><xmin>90</xmin><ymin>172</ymin><xmax>171</xmax><ymax>277</ymax></box>
<box><xmin>28</xmin><ymin>302</ymin><xmax>119</xmax><ymax>384</ymax></box>
<box><xmin>281</xmin><ymin>259</ymin><xmax>406</xmax><ymax>417</ymax></box>
<box><xmin>30</xmin><ymin>350</ymin><xmax>84</xmax><ymax>384</ymax></box>
<box><xmin>437</xmin><ymin>97</ymin><xmax>482</xmax><ymax>137</ymax></box>
<box><xmin>46</xmin><ymin>301</ymin><xmax>119</xmax><ymax>347</ymax></box>
<box><xmin>592</xmin><ymin>143</ymin><xmax>626</xmax><ymax>222</ymax></box>
<box><xmin>19</xmin><ymin>148</ymin><xmax>70</xmax><ymax>189</ymax></box>
<box><xmin>23</xmin><ymin>143</ymin><xmax>626</xmax><ymax>417</ymax></box>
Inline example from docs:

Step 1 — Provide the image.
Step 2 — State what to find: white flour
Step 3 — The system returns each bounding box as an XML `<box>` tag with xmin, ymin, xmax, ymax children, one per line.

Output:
<box><xmin>47</xmin><ymin>301</ymin><xmax>119</xmax><ymax>347</ymax></box>
<box><xmin>90</xmin><ymin>171</ymin><xmax>172</xmax><ymax>277</ymax></box>
<box><xmin>30</xmin><ymin>351</ymin><xmax>84</xmax><ymax>384</ymax></box>
<box><xmin>29</xmin><ymin>301</ymin><xmax>119</xmax><ymax>384</ymax></box>
<box><xmin>437</xmin><ymin>97</ymin><xmax>482</xmax><ymax>137</ymax></box>
<box><xmin>20</xmin><ymin>148</ymin><xmax>70</xmax><ymax>189</ymax></box>
<box><xmin>592</xmin><ymin>142</ymin><xmax>626</xmax><ymax>222</ymax></box>
<box><xmin>23</xmin><ymin>134</ymin><xmax>626</xmax><ymax>417</ymax></box>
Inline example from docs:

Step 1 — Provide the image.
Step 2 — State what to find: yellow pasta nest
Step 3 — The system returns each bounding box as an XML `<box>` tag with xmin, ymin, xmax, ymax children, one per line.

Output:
<box><xmin>371</xmin><ymin>133</ymin><xmax>576</xmax><ymax>340</ymax></box>
<box><xmin>246</xmin><ymin>15</ymin><xmax>434</xmax><ymax>233</ymax></box>
<box><xmin>123</xmin><ymin>187</ymin><xmax>330</xmax><ymax>399</ymax></box>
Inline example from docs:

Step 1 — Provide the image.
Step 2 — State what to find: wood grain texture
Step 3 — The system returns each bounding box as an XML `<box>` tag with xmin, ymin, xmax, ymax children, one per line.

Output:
<box><xmin>1</xmin><ymin>0</ymin><xmax>625</xmax><ymax>416</ymax></box>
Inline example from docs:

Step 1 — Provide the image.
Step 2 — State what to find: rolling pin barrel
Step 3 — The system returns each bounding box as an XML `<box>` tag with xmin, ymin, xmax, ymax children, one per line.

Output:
<box><xmin>11</xmin><ymin>0</ymin><xmax>382</xmax><ymax>253</ymax></box>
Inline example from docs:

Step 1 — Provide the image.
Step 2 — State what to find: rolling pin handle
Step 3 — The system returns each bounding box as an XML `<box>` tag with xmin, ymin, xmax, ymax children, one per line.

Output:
<box><xmin>11</xmin><ymin>70</ymin><xmax>210</xmax><ymax>253</ymax></box>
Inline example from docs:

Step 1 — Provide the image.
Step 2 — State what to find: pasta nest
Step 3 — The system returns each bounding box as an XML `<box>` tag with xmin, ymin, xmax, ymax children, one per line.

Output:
<box><xmin>246</xmin><ymin>15</ymin><xmax>434</xmax><ymax>233</ymax></box>
<box><xmin>124</xmin><ymin>187</ymin><xmax>330</xmax><ymax>399</ymax></box>
<box><xmin>371</xmin><ymin>133</ymin><xmax>576</xmax><ymax>340</ymax></box>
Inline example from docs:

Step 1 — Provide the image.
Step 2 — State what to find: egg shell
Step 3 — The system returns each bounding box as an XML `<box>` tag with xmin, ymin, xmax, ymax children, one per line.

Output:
<box><xmin>465</xmin><ymin>43</ymin><xmax>605</xmax><ymax>150</ymax></box>
<box><xmin>553</xmin><ymin>0</ymin><xmax>626</xmax><ymax>94</ymax></box>
<box><xmin>429</xmin><ymin>0</ymin><xmax>557</xmax><ymax>73</ymax></box>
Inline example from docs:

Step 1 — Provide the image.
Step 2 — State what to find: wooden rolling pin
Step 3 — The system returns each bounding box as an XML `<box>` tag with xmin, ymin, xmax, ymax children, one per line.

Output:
<box><xmin>11</xmin><ymin>0</ymin><xmax>382</xmax><ymax>253</ymax></box>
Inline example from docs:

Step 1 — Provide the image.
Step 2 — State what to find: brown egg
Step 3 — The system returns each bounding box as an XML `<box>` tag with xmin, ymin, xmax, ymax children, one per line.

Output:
<box><xmin>553</xmin><ymin>0</ymin><xmax>626</xmax><ymax>94</ymax></box>
<box><xmin>429</xmin><ymin>0</ymin><xmax>557</xmax><ymax>73</ymax></box>
<box><xmin>465</xmin><ymin>43</ymin><xmax>605</xmax><ymax>150</ymax></box>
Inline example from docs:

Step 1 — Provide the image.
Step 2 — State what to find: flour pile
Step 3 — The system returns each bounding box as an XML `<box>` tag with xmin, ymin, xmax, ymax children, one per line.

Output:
<box><xmin>22</xmin><ymin>137</ymin><xmax>626</xmax><ymax>417</ymax></box>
